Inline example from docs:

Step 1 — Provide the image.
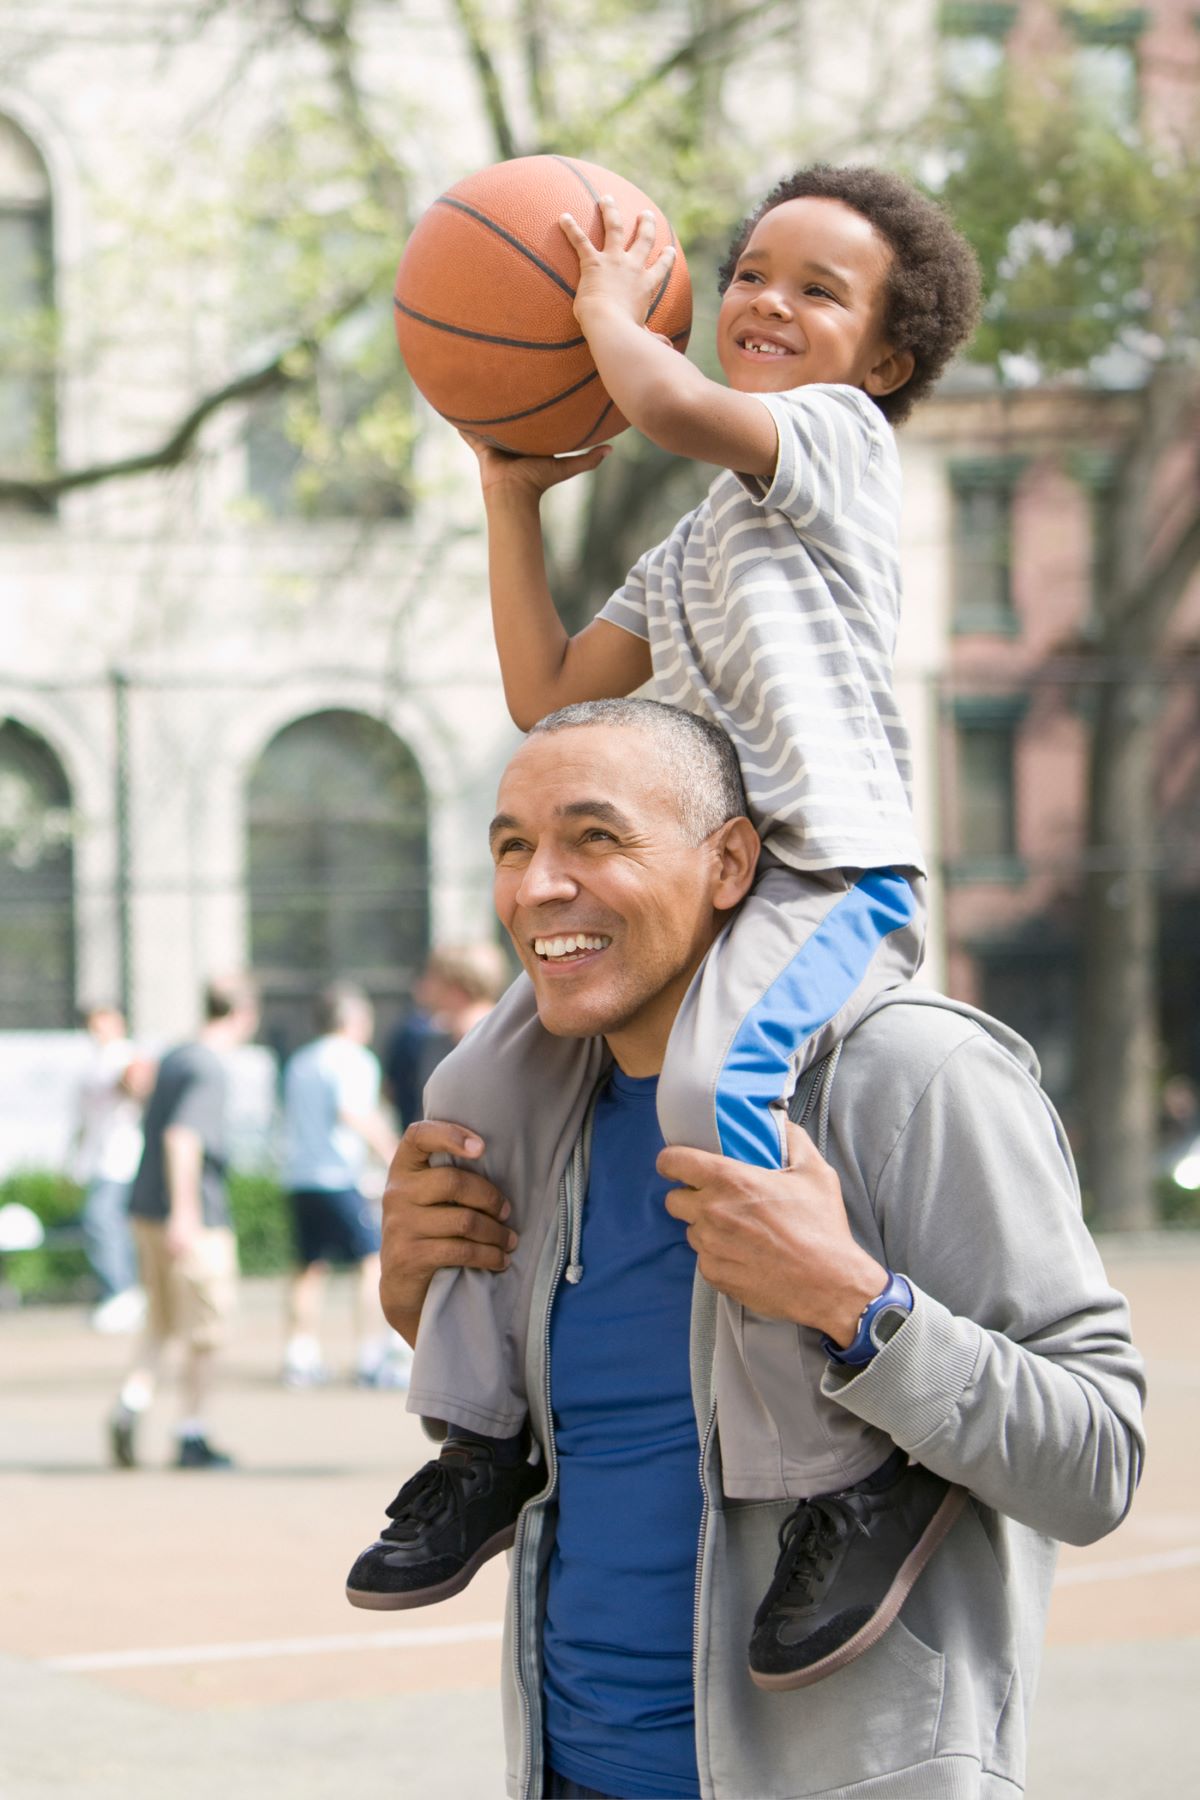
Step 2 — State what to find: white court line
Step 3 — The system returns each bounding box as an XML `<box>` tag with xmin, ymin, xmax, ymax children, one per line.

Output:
<box><xmin>45</xmin><ymin>1619</ymin><xmax>504</xmax><ymax>1674</ymax></box>
<box><xmin>45</xmin><ymin>1550</ymin><xmax>1200</xmax><ymax>1675</ymax></box>
<box><xmin>1054</xmin><ymin>1546</ymin><xmax>1200</xmax><ymax>1587</ymax></box>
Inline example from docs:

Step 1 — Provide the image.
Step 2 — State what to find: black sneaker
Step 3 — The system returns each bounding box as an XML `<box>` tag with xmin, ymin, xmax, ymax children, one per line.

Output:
<box><xmin>176</xmin><ymin>1434</ymin><xmax>235</xmax><ymax>1470</ymax></box>
<box><xmin>748</xmin><ymin>1462</ymin><xmax>966</xmax><ymax>1690</ymax></box>
<box><xmin>109</xmin><ymin>1405</ymin><xmax>137</xmax><ymax>1470</ymax></box>
<box><xmin>345</xmin><ymin>1440</ymin><xmax>543</xmax><ymax>1612</ymax></box>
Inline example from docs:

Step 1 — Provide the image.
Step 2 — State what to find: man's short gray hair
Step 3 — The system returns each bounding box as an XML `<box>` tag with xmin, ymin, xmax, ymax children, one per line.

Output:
<box><xmin>528</xmin><ymin>699</ymin><xmax>748</xmax><ymax>844</ymax></box>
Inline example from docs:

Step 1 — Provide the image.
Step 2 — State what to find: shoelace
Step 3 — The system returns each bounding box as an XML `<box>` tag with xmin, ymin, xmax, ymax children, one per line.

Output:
<box><xmin>773</xmin><ymin>1494</ymin><xmax>869</xmax><ymax>1607</ymax></box>
<box><xmin>379</xmin><ymin>1452</ymin><xmax>477</xmax><ymax>1543</ymax></box>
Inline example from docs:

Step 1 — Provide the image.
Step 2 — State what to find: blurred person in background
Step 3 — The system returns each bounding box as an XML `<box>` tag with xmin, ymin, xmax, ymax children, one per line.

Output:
<box><xmin>281</xmin><ymin>981</ymin><xmax>403</xmax><ymax>1389</ymax></box>
<box><xmin>107</xmin><ymin>975</ymin><xmax>260</xmax><ymax>1472</ymax></box>
<box><xmin>383</xmin><ymin>943</ymin><xmax>510</xmax><ymax>1130</ymax></box>
<box><xmin>70</xmin><ymin>1003</ymin><xmax>156</xmax><ymax>1334</ymax></box>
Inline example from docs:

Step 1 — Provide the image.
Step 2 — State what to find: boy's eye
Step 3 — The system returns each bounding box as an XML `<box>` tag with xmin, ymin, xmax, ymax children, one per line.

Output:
<box><xmin>805</xmin><ymin>284</ymin><xmax>836</xmax><ymax>301</ymax></box>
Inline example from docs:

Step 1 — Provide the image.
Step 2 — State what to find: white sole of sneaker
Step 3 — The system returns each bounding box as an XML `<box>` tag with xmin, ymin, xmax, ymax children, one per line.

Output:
<box><xmin>749</xmin><ymin>1483</ymin><xmax>968</xmax><ymax>1691</ymax></box>
<box><xmin>344</xmin><ymin>1521</ymin><xmax>520</xmax><ymax>1612</ymax></box>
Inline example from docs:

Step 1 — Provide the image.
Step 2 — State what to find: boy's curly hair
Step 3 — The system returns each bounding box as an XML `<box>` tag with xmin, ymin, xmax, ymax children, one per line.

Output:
<box><xmin>718</xmin><ymin>164</ymin><xmax>982</xmax><ymax>426</ymax></box>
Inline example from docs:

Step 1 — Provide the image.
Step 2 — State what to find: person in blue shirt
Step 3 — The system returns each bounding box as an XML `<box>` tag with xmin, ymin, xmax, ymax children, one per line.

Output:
<box><xmin>368</xmin><ymin>701</ymin><xmax>1143</xmax><ymax>1800</ymax></box>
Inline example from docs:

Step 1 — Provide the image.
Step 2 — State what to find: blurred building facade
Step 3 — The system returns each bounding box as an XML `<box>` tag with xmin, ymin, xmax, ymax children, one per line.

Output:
<box><xmin>1</xmin><ymin>0</ymin><xmax>1198</xmax><ymax>1173</ymax></box>
<box><xmin>915</xmin><ymin>0</ymin><xmax>1200</xmax><ymax>1123</ymax></box>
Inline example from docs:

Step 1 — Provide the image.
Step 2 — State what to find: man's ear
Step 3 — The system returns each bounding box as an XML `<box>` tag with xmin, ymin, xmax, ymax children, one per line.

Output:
<box><xmin>712</xmin><ymin>817</ymin><xmax>760</xmax><ymax>913</ymax></box>
<box><xmin>864</xmin><ymin>344</ymin><xmax>915</xmax><ymax>399</ymax></box>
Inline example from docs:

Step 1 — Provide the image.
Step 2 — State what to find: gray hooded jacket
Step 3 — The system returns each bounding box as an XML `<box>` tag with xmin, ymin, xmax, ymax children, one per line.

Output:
<box><xmin>498</xmin><ymin>991</ymin><xmax>1146</xmax><ymax>1800</ymax></box>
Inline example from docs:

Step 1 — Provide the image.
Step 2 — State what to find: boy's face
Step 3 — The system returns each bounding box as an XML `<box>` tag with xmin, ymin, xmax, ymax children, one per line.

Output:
<box><xmin>717</xmin><ymin>196</ymin><xmax>911</xmax><ymax>400</ymax></box>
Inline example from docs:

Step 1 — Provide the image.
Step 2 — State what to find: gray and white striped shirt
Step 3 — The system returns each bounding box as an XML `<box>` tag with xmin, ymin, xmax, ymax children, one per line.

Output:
<box><xmin>600</xmin><ymin>383</ymin><xmax>924</xmax><ymax>875</ymax></box>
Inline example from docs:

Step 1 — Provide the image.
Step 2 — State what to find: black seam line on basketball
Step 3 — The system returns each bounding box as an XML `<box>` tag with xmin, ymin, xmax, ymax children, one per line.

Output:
<box><xmin>393</xmin><ymin>298</ymin><xmax>586</xmax><ymax>353</ymax></box>
<box><xmin>444</xmin><ymin>369</ymin><xmax>600</xmax><ymax>428</ymax></box>
<box><xmin>568</xmin><ymin>398</ymin><xmax>616</xmax><ymax>452</ymax></box>
<box><xmin>550</xmin><ymin>155</ymin><xmax>603</xmax><ymax>209</ymax></box>
<box><xmin>435</xmin><ymin>195</ymin><xmax>577</xmax><ymax>300</ymax></box>
<box><xmin>550</xmin><ymin>158</ymin><xmax>676</xmax><ymax>327</ymax></box>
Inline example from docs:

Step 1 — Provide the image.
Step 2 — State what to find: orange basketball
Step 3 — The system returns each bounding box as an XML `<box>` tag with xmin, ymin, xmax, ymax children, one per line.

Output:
<box><xmin>393</xmin><ymin>155</ymin><xmax>692</xmax><ymax>456</ymax></box>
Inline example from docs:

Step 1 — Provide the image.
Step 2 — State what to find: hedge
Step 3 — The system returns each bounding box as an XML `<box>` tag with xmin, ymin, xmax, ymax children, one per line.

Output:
<box><xmin>0</xmin><ymin>1167</ymin><xmax>294</xmax><ymax>1301</ymax></box>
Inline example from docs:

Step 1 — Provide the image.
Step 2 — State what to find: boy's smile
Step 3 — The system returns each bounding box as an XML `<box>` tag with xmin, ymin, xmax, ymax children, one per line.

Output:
<box><xmin>717</xmin><ymin>196</ymin><xmax>909</xmax><ymax>400</ymax></box>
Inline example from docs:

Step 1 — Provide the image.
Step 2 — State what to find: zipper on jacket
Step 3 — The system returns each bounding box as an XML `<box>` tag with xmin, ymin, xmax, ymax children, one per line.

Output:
<box><xmin>516</xmin><ymin>1124</ymin><xmax>589</xmax><ymax>1800</ymax></box>
<box><xmin>691</xmin><ymin>1398</ymin><xmax>718</xmax><ymax>1700</ymax></box>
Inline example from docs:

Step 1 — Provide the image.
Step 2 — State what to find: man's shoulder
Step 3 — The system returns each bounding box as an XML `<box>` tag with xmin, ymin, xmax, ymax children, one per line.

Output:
<box><xmin>842</xmin><ymin>991</ymin><xmax>1042</xmax><ymax>1095</ymax></box>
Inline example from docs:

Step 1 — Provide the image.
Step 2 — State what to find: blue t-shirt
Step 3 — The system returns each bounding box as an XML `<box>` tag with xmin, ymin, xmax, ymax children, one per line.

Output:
<box><xmin>542</xmin><ymin>1068</ymin><xmax>703</xmax><ymax>1800</ymax></box>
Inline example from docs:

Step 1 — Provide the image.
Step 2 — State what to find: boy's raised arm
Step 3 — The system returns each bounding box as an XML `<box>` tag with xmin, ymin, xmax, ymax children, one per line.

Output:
<box><xmin>560</xmin><ymin>199</ymin><xmax>780</xmax><ymax>479</ymax></box>
<box><xmin>462</xmin><ymin>432</ymin><xmax>652</xmax><ymax>731</ymax></box>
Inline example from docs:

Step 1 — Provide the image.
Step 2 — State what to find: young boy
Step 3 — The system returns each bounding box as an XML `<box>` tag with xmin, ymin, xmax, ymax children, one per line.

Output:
<box><xmin>348</xmin><ymin>164</ymin><xmax>982</xmax><ymax>1687</ymax></box>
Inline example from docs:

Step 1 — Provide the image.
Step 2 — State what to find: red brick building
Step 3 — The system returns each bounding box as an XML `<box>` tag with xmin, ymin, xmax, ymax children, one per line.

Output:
<box><xmin>919</xmin><ymin>0</ymin><xmax>1200</xmax><ymax>1123</ymax></box>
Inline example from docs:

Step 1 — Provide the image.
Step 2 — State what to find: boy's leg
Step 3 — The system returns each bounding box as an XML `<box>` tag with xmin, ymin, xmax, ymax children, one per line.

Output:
<box><xmin>656</xmin><ymin>862</ymin><xmax>924</xmax><ymax>1167</ymax></box>
<box><xmin>659</xmin><ymin>861</ymin><xmax>924</xmax><ymax>1500</ymax></box>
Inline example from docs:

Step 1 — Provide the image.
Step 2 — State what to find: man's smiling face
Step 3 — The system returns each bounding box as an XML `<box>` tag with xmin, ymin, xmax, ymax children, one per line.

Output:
<box><xmin>490</xmin><ymin>724</ymin><xmax>754</xmax><ymax>1074</ymax></box>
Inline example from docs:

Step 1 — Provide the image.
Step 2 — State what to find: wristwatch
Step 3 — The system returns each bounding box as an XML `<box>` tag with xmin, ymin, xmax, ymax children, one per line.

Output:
<box><xmin>822</xmin><ymin>1271</ymin><xmax>913</xmax><ymax>1369</ymax></box>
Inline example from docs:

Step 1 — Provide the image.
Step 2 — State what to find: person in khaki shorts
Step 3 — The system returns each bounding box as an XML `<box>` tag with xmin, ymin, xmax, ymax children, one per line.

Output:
<box><xmin>108</xmin><ymin>975</ymin><xmax>260</xmax><ymax>1471</ymax></box>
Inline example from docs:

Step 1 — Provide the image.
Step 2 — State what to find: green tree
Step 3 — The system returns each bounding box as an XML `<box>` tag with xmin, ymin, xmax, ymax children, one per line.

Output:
<box><xmin>927</xmin><ymin>70</ymin><xmax>1200</xmax><ymax>1229</ymax></box>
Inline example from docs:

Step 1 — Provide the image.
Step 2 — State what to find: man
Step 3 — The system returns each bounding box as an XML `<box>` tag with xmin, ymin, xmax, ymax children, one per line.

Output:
<box><xmin>281</xmin><ymin>981</ymin><xmax>401</xmax><ymax>1388</ymax></box>
<box><xmin>108</xmin><ymin>975</ymin><xmax>259</xmax><ymax>1471</ymax></box>
<box><xmin>382</xmin><ymin>943</ymin><xmax>510</xmax><ymax>1130</ymax></box>
<box><xmin>70</xmin><ymin>1003</ymin><xmax>155</xmax><ymax>1334</ymax></box>
<box><xmin>376</xmin><ymin>699</ymin><xmax>1145</xmax><ymax>1800</ymax></box>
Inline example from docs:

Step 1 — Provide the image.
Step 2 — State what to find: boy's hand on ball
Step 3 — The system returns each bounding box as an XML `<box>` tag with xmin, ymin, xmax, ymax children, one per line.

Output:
<box><xmin>459</xmin><ymin>429</ymin><xmax>611</xmax><ymax>500</ymax></box>
<box><xmin>561</xmin><ymin>196</ymin><xmax>677</xmax><ymax>328</ymax></box>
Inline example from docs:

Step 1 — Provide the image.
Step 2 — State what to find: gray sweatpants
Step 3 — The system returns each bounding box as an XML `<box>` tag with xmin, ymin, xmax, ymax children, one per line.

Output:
<box><xmin>408</xmin><ymin>863</ymin><xmax>924</xmax><ymax>1498</ymax></box>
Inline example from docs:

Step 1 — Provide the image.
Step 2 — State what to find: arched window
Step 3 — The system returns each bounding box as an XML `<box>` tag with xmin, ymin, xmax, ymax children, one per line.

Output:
<box><xmin>247</xmin><ymin>710</ymin><xmax>429</xmax><ymax>1057</ymax></box>
<box><xmin>0</xmin><ymin>720</ymin><xmax>75</xmax><ymax>1026</ymax></box>
<box><xmin>0</xmin><ymin>116</ymin><xmax>55</xmax><ymax>500</ymax></box>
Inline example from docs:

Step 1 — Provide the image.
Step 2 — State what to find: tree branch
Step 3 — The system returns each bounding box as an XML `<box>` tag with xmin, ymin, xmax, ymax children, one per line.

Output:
<box><xmin>449</xmin><ymin>0</ymin><xmax>520</xmax><ymax>162</ymax></box>
<box><xmin>583</xmin><ymin>0</ymin><xmax>796</xmax><ymax>137</ymax></box>
<box><xmin>0</xmin><ymin>350</ymin><xmax>305</xmax><ymax>508</ymax></box>
<box><xmin>0</xmin><ymin>270</ymin><xmax>377</xmax><ymax>508</ymax></box>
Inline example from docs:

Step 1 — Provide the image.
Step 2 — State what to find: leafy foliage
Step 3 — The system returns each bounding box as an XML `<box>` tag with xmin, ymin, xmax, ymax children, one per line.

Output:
<box><xmin>0</xmin><ymin>1168</ymin><xmax>293</xmax><ymax>1302</ymax></box>
<box><xmin>926</xmin><ymin>74</ymin><xmax>1199</xmax><ymax>377</ymax></box>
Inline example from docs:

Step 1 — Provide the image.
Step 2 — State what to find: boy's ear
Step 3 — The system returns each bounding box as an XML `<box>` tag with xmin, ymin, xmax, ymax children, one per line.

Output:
<box><xmin>864</xmin><ymin>345</ymin><xmax>916</xmax><ymax>399</ymax></box>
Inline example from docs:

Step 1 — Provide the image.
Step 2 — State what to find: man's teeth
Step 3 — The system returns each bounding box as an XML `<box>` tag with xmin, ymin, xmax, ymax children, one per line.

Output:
<box><xmin>534</xmin><ymin>934</ymin><xmax>610</xmax><ymax>959</ymax></box>
<box><xmin>745</xmin><ymin>339</ymin><xmax>790</xmax><ymax>355</ymax></box>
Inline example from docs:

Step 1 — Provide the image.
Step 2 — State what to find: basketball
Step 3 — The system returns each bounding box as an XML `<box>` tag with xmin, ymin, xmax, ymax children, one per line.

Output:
<box><xmin>393</xmin><ymin>155</ymin><xmax>692</xmax><ymax>456</ymax></box>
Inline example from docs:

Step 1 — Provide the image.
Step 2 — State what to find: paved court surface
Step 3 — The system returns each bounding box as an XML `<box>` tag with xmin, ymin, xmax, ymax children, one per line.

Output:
<box><xmin>1</xmin><ymin>1238</ymin><xmax>1196</xmax><ymax>1799</ymax></box>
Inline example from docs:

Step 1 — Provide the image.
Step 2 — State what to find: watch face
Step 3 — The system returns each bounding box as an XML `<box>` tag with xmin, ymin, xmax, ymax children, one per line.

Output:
<box><xmin>869</xmin><ymin>1303</ymin><xmax>911</xmax><ymax>1350</ymax></box>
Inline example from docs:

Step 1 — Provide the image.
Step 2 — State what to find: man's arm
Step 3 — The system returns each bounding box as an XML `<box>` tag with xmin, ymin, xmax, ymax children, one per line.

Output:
<box><xmin>342</xmin><ymin>1105</ymin><xmax>399</xmax><ymax>1168</ymax></box>
<box><xmin>162</xmin><ymin>1122</ymin><xmax>204</xmax><ymax>1260</ymax></box>
<box><xmin>821</xmin><ymin>1030</ymin><xmax>1146</xmax><ymax>1547</ymax></box>
<box><xmin>379</xmin><ymin>1121</ymin><xmax>518</xmax><ymax>1347</ymax></box>
<box><xmin>661</xmin><ymin>1033</ymin><xmax>1146</xmax><ymax>1548</ymax></box>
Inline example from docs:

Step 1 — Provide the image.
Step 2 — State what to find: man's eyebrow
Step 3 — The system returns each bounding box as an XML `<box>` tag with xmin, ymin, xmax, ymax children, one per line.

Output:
<box><xmin>557</xmin><ymin>800</ymin><xmax>634</xmax><ymax>832</ymax></box>
<box><xmin>488</xmin><ymin>800</ymin><xmax>635</xmax><ymax>842</ymax></box>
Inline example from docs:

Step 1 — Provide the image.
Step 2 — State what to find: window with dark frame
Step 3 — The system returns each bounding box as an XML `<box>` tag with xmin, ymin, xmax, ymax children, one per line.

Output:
<box><xmin>0</xmin><ymin>115</ymin><xmax>56</xmax><ymax>500</ymax></box>
<box><xmin>938</xmin><ymin>2</ymin><xmax>1017</xmax><ymax>96</ymax></box>
<box><xmin>246</xmin><ymin>709</ymin><xmax>430</xmax><ymax>1059</ymax></box>
<box><xmin>0</xmin><ymin>720</ymin><xmax>75</xmax><ymax>1028</ymax></box>
<box><xmin>949</xmin><ymin>458</ymin><xmax>1025</xmax><ymax>635</ymax></box>
<box><xmin>949</xmin><ymin>695</ymin><xmax>1027</xmax><ymax>878</ymax></box>
<box><xmin>1065</xmin><ymin>8</ymin><xmax>1143</xmax><ymax>129</ymax></box>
